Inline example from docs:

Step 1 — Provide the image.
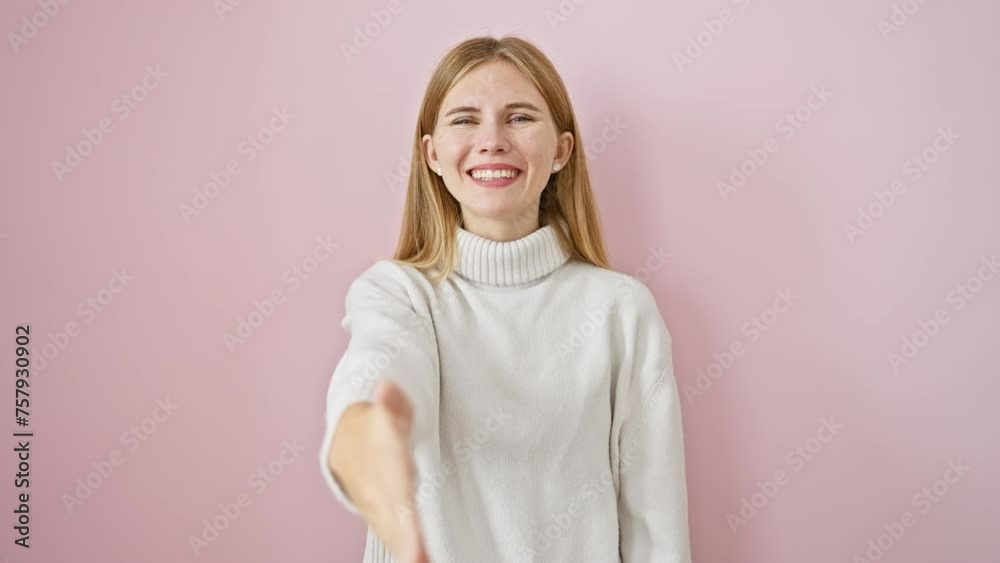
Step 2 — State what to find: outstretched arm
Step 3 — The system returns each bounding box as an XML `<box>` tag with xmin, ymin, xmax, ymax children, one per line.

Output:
<box><xmin>319</xmin><ymin>261</ymin><xmax>440</xmax><ymax>515</ymax></box>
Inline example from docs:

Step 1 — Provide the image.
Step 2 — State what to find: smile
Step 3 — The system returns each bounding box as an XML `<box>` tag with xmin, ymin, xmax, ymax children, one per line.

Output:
<box><xmin>466</xmin><ymin>166</ymin><xmax>522</xmax><ymax>189</ymax></box>
<box><xmin>469</xmin><ymin>168</ymin><xmax>521</xmax><ymax>180</ymax></box>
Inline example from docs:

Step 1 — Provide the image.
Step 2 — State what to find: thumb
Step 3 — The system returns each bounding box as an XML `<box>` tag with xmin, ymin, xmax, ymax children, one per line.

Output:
<box><xmin>373</xmin><ymin>378</ymin><xmax>413</xmax><ymax>429</ymax></box>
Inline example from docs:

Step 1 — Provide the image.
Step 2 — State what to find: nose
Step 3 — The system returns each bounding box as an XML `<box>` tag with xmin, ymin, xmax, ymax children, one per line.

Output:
<box><xmin>476</xmin><ymin>119</ymin><xmax>510</xmax><ymax>154</ymax></box>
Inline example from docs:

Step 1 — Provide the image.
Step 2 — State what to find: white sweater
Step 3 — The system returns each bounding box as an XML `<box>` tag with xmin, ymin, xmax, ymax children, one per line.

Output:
<box><xmin>318</xmin><ymin>224</ymin><xmax>691</xmax><ymax>563</ymax></box>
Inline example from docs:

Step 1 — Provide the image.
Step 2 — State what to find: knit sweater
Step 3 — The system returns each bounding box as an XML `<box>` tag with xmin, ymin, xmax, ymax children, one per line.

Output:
<box><xmin>318</xmin><ymin>224</ymin><xmax>691</xmax><ymax>563</ymax></box>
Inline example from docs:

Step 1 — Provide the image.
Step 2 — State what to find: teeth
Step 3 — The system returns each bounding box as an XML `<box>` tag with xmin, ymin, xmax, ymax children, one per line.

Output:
<box><xmin>471</xmin><ymin>169</ymin><xmax>518</xmax><ymax>180</ymax></box>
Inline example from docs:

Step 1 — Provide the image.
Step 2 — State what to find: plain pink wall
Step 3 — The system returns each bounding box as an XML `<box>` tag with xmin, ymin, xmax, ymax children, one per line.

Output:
<box><xmin>3</xmin><ymin>0</ymin><xmax>998</xmax><ymax>561</ymax></box>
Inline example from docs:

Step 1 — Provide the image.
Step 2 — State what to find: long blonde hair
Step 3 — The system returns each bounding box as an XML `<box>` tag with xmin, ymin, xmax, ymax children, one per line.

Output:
<box><xmin>392</xmin><ymin>35</ymin><xmax>610</xmax><ymax>284</ymax></box>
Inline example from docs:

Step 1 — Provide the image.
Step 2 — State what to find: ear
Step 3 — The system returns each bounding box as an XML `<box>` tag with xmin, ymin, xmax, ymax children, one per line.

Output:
<box><xmin>421</xmin><ymin>134</ymin><xmax>439</xmax><ymax>174</ymax></box>
<box><xmin>555</xmin><ymin>131</ymin><xmax>574</xmax><ymax>168</ymax></box>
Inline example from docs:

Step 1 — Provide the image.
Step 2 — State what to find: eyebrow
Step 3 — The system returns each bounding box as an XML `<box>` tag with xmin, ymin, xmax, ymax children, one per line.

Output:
<box><xmin>443</xmin><ymin>102</ymin><xmax>544</xmax><ymax>117</ymax></box>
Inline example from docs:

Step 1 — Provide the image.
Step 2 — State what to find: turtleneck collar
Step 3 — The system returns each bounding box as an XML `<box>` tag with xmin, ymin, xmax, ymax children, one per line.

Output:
<box><xmin>454</xmin><ymin>224</ymin><xmax>571</xmax><ymax>287</ymax></box>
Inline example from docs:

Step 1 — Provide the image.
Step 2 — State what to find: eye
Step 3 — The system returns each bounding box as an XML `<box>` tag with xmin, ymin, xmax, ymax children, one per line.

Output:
<box><xmin>450</xmin><ymin>115</ymin><xmax>534</xmax><ymax>126</ymax></box>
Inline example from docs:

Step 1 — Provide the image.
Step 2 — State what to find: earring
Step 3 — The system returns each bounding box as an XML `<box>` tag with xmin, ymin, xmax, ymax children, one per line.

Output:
<box><xmin>552</xmin><ymin>162</ymin><xmax>561</xmax><ymax>172</ymax></box>
<box><xmin>436</xmin><ymin>166</ymin><xmax>442</xmax><ymax>176</ymax></box>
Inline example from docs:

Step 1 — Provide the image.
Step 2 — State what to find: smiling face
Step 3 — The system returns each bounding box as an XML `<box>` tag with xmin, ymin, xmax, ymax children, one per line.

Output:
<box><xmin>422</xmin><ymin>60</ymin><xmax>573</xmax><ymax>241</ymax></box>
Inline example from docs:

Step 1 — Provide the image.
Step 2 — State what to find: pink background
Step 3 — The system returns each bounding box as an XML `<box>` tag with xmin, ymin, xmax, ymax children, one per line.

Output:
<box><xmin>3</xmin><ymin>0</ymin><xmax>998</xmax><ymax>561</ymax></box>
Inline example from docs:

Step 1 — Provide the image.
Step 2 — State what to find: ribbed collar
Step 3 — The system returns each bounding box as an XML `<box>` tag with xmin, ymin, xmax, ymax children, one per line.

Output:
<box><xmin>454</xmin><ymin>224</ymin><xmax>571</xmax><ymax>287</ymax></box>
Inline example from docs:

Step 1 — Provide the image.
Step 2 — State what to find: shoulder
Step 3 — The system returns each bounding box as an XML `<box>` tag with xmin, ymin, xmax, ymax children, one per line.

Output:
<box><xmin>345</xmin><ymin>259</ymin><xmax>436</xmax><ymax>316</ymax></box>
<box><xmin>350</xmin><ymin>259</ymin><xmax>427</xmax><ymax>290</ymax></box>
<box><xmin>561</xmin><ymin>261</ymin><xmax>663</xmax><ymax>315</ymax></box>
<box><xmin>560</xmin><ymin>261</ymin><xmax>672</xmax><ymax>347</ymax></box>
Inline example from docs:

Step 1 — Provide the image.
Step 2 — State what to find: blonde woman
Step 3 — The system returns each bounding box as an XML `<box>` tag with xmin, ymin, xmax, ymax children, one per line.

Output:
<box><xmin>320</xmin><ymin>35</ymin><xmax>691</xmax><ymax>563</ymax></box>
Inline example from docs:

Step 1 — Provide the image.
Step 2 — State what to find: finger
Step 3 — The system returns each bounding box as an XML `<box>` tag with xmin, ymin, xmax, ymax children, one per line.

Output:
<box><xmin>371</xmin><ymin>381</ymin><xmax>427</xmax><ymax>560</ymax></box>
<box><xmin>374</xmin><ymin>378</ymin><xmax>413</xmax><ymax>421</ymax></box>
<box><xmin>374</xmin><ymin>379</ymin><xmax>414</xmax><ymax>438</ymax></box>
<box><xmin>409</xmin><ymin>522</ymin><xmax>431</xmax><ymax>563</ymax></box>
<box><xmin>372</xmin><ymin>377</ymin><xmax>394</xmax><ymax>406</ymax></box>
<box><xmin>398</xmin><ymin>506</ymin><xmax>431</xmax><ymax>563</ymax></box>
<box><xmin>373</xmin><ymin>491</ymin><xmax>426</xmax><ymax>563</ymax></box>
<box><xmin>391</xmin><ymin>446</ymin><xmax>426</xmax><ymax>558</ymax></box>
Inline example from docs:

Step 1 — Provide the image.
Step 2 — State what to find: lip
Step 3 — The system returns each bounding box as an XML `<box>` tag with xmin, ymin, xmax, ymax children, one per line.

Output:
<box><xmin>466</xmin><ymin>164</ymin><xmax>523</xmax><ymax>189</ymax></box>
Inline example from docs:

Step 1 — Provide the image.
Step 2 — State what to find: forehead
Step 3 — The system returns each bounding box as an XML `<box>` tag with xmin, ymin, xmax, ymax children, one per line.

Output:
<box><xmin>440</xmin><ymin>60</ymin><xmax>547</xmax><ymax>112</ymax></box>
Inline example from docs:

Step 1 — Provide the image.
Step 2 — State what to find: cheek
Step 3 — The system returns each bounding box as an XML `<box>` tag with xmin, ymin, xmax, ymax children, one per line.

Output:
<box><xmin>522</xmin><ymin>150</ymin><xmax>553</xmax><ymax>177</ymax></box>
<box><xmin>514</xmin><ymin>134</ymin><xmax>556</xmax><ymax>166</ymax></box>
<box><xmin>434</xmin><ymin>133</ymin><xmax>471</xmax><ymax>160</ymax></box>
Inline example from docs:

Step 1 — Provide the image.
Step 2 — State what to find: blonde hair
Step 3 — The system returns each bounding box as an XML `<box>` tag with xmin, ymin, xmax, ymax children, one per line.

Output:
<box><xmin>392</xmin><ymin>34</ymin><xmax>610</xmax><ymax>284</ymax></box>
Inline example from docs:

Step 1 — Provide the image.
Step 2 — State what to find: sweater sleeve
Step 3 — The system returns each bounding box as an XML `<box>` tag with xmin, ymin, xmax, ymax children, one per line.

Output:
<box><xmin>613</xmin><ymin>283</ymin><xmax>692</xmax><ymax>563</ymax></box>
<box><xmin>318</xmin><ymin>261</ymin><xmax>440</xmax><ymax>516</ymax></box>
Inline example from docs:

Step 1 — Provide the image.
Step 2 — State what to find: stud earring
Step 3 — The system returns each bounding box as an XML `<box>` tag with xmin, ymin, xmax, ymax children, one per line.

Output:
<box><xmin>437</xmin><ymin>166</ymin><xmax>442</xmax><ymax>176</ymax></box>
<box><xmin>552</xmin><ymin>162</ymin><xmax>561</xmax><ymax>172</ymax></box>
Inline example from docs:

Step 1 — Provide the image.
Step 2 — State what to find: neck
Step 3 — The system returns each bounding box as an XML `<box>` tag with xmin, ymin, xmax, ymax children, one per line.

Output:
<box><xmin>459</xmin><ymin>212</ymin><xmax>541</xmax><ymax>243</ymax></box>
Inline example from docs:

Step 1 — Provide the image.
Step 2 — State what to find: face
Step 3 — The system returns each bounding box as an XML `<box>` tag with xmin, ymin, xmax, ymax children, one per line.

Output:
<box><xmin>422</xmin><ymin>60</ymin><xmax>573</xmax><ymax>238</ymax></box>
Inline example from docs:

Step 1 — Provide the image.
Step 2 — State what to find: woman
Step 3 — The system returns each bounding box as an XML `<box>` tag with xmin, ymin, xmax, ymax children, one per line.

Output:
<box><xmin>320</xmin><ymin>35</ymin><xmax>691</xmax><ymax>563</ymax></box>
